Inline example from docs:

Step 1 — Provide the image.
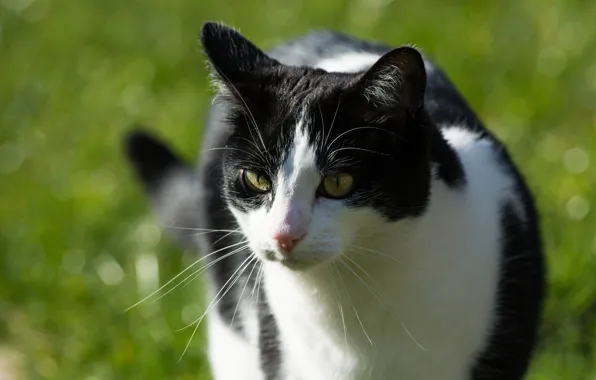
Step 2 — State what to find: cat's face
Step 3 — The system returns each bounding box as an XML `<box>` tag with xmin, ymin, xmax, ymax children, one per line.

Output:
<box><xmin>201</xmin><ymin>23</ymin><xmax>431</xmax><ymax>269</ymax></box>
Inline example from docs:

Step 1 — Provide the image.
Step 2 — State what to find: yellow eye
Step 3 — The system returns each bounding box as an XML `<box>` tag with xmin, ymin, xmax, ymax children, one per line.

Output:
<box><xmin>321</xmin><ymin>173</ymin><xmax>354</xmax><ymax>199</ymax></box>
<box><xmin>242</xmin><ymin>170</ymin><xmax>271</xmax><ymax>193</ymax></box>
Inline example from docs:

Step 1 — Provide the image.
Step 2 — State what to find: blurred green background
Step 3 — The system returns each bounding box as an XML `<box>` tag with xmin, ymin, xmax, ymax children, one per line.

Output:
<box><xmin>1</xmin><ymin>0</ymin><xmax>595</xmax><ymax>378</ymax></box>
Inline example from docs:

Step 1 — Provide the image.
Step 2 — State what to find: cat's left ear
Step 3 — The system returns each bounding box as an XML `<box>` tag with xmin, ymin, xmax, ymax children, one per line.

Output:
<box><xmin>356</xmin><ymin>46</ymin><xmax>427</xmax><ymax>111</ymax></box>
<box><xmin>200</xmin><ymin>22</ymin><xmax>280</xmax><ymax>92</ymax></box>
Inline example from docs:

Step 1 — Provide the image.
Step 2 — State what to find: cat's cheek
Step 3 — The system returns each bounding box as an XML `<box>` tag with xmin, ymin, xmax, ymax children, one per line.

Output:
<box><xmin>228</xmin><ymin>204</ymin><xmax>270</xmax><ymax>253</ymax></box>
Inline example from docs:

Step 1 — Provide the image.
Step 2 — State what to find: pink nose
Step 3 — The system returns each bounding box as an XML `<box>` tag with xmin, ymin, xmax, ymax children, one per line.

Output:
<box><xmin>273</xmin><ymin>232</ymin><xmax>305</xmax><ymax>254</ymax></box>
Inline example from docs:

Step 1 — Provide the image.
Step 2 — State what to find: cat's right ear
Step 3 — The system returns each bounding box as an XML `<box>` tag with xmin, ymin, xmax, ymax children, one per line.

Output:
<box><xmin>200</xmin><ymin>22</ymin><xmax>279</xmax><ymax>94</ymax></box>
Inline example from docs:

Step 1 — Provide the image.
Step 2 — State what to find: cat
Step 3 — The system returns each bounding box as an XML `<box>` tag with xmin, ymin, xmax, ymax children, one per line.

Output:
<box><xmin>124</xmin><ymin>22</ymin><xmax>545</xmax><ymax>380</ymax></box>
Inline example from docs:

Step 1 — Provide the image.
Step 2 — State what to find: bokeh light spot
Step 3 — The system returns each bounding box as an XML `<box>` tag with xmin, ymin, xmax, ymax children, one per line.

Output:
<box><xmin>566</xmin><ymin>195</ymin><xmax>590</xmax><ymax>220</ymax></box>
<box><xmin>134</xmin><ymin>222</ymin><xmax>161</xmax><ymax>249</ymax></box>
<box><xmin>97</xmin><ymin>256</ymin><xmax>124</xmax><ymax>286</ymax></box>
<box><xmin>563</xmin><ymin>147</ymin><xmax>590</xmax><ymax>174</ymax></box>
<box><xmin>135</xmin><ymin>252</ymin><xmax>159</xmax><ymax>296</ymax></box>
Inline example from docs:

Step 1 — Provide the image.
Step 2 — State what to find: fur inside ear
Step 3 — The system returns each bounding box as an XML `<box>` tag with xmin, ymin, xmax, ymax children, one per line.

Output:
<box><xmin>199</xmin><ymin>22</ymin><xmax>279</xmax><ymax>97</ymax></box>
<box><xmin>359</xmin><ymin>46</ymin><xmax>427</xmax><ymax>110</ymax></box>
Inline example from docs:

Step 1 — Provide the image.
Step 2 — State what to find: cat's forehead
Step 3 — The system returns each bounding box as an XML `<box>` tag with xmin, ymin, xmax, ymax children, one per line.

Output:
<box><xmin>225</xmin><ymin>71</ymin><xmax>386</xmax><ymax>172</ymax></box>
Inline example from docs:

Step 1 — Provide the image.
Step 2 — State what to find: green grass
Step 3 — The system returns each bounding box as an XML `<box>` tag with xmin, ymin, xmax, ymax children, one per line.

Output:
<box><xmin>1</xmin><ymin>0</ymin><xmax>595</xmax><ymax>378</ymax></box>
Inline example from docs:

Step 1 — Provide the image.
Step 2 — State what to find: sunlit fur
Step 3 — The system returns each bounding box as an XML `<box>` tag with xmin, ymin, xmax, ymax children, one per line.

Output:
<box><xmin>124</xmin><ymin>22</ymin><xmax>545</xmax><ymax>380</ymax></box>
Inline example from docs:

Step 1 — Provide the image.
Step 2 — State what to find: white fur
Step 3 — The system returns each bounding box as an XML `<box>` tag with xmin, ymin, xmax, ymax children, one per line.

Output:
<box><xmin>315</xmin><ymin>52</ymin><xmax>380</xmax><ymax>73</ymax></box>
<box><xmin>208</xmin><ymin>310</ymin><xmax>264</xmax><ymax>380</ymax></box>
<box><xmin>221</xmin><ymin>52</ymin><xmax>524</xmax><ymax>379</ymax></box>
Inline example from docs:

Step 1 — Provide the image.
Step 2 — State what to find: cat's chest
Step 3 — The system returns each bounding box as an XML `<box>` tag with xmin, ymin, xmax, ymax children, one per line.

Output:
<box><xmin>274</xmin><ymin>308</ymin><xmax>471</xmax><ymax>380</ymax></box>
<box><xmin>262</xmin><ymin>213</ymin><xmax>500</xmax><ymax>380</ymax></box>
<box><xmin>264</xmin><ymin>265</ymin><xmax>487</xmax><ymax>380</ymax></box>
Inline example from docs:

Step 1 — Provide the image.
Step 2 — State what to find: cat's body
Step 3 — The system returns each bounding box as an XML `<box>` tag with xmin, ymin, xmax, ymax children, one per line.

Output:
<box><xmin>126</xmin><ymin>23</ymin><xmax>545</xmax><ymax>380</ymax></box>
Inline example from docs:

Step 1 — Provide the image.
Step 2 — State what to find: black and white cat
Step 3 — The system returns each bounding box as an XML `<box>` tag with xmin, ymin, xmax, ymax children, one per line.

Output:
<box><xmin>125</xmin><ymin>22</ymin><xmax>545</xmax><ymax>380</ymax></box>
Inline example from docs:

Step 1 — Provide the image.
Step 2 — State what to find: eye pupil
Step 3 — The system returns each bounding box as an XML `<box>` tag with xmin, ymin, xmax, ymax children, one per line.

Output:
<box><xmin>242</xmin><ymin>170</ymin><xmax>271</xmax><ymax>193</ymax></box>
<box><xmin>320</xmin><ymin>173</ymin><xmax>354</xmax><ymax>199</ymax></box>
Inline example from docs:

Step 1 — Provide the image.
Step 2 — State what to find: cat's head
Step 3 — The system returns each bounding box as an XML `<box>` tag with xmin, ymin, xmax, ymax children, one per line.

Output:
<box><xmin>200</xmin><ymin>23</ymin><xmax>432</xmax><ymax>270</ymax></box>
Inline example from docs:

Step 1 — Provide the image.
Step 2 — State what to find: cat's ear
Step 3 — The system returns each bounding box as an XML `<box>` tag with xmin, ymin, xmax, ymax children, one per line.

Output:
<box><xmin>356</xmin><ymin>47</ymin><xmax>427</xmax><ymax>111</ymax></box>
<box><xmin>200</xmin><ymin>22</ymin><xmax>279</xmax><ymax>92</ymax></box>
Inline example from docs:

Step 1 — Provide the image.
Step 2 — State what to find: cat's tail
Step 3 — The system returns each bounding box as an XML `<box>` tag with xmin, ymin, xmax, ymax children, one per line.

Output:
<box><xmin>124</xmin><ymin>127</ymin><xmax>200</xmax><ymax>249</ymax></box>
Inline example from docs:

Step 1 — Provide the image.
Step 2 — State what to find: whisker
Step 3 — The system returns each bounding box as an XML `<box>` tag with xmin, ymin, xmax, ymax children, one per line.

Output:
<box><xmin>209</xmin><ymin>228</ymin><xmax>243</xmax><ymax>247</ymax></box>
<box><xmin>155</xmin><ymin>244</ymin><xmax>250</xmax><ymax>300</ymax></box>
<box><xmin>329</xmin><ymin>147</ymin><xmax>391</xmax><ymax>158</ymax></box>
<box><xmin>178</xmin><ymin>254</ymin><xmax>255</xmax><ymax>360</ymax></box>
<box><xmin>334</xmin><ymin>262</ymin><xmax>372</xmax><ymax>346</ymax></box>
<box><xmin>348</xmin><ymin>244</ymin><xmax>405</xmax><ymax>266</ymax></box>
<box><xmin>250</xmin><ymin>261</ymin><xmax>263</xmax><ymax>299</ymax></box>
<box><xmin>323</xmin><ymin>93</ymin><xmax>342</xmax><ymax>149</ymax></box>
<box><xmin>317</xmin><ymin>102</ymin><xmax>326</xmax><ymax>149</ymax></box>
<box><xmin>342</xmin><ymin>255</ymin><xmax>383</xmax><ymax>290</ymax></box>
<box><xmin>179</xmin><ymin>253</ymin><xmax>255</xmax><ymax>331</ymax></box>
<box><xmin>330</xmin><ymin>263</ymin><xmax>348</xmax><ymax>348</ymax></box>
<box><xmin>230</xmin><ymin>255</ymin><xmax>259</xmax><ymax>327</ymax></box>
<box><xmin>242</xmin><ymin>113</ymin><xmax>268</xmax><ymax>160</ymax></box>
<box><xmin>203</xmin><ymin>147</ymin><xmax>257</xmax><ymax>157</ymax></box>
<box><xmin>326</xmin><ymin>126</ymin><xmax>395</xmax><ymax>152</ymax></box>
<box><xmin>215</xmin><ymin>70</ymin><xmax>267</xmax><ymax>155</ymax></box>
<box><xmin>400</xmin><ymin>321</ymin><xmax>428</xmax><ymax>352</ymax></box>
<box><xmin>340</xmin><ymin>259</ymin><xmax>425</xmax><ymax>351</ymax></box>
<box><xmin>234</xmin><ymin>136</ymin><xmax>266</xmax><ymax>155</ymax></box>
<box><xmin>338</xmin><ymin>258</ymin><xmax>385</xmax><ymax>306</ymax></box>
<box><xmin>124</xmin><ymin>239</ymin><xmax>248</xmax><ymax>311</ymax></box>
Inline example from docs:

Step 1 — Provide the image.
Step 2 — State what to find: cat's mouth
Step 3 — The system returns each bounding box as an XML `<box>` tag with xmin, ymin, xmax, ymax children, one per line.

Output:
<box><xmin>262</xmin><ymin>249</ymin><xmax>319</xmax><ymax>271</ymax></box>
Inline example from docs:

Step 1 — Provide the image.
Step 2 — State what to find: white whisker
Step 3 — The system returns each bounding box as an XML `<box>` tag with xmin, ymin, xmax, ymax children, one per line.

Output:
<box><xmin>400</xmin><ymin>321</ymin><xmax>428</xmax><ymax>352</ymax></box>
<box><xmin>323</xmin><ymin>93</ymin><xmax>342</xmax><ymax>149</ymax></box>
<box><xmin>342</xmin><ymin>255</ymin><xmax>383</xmax><ymax>290</ymax></box>
<box><xmin>178</xmin><ymin>253</ymin><xmax>255</xmax><ymax>360</ymax></box>
<box><xmin>326</xmin><ymin>126</ymin><xmax>394</xmax><ymax>152</ymax></box>
<box><xmin>334</xmin><ymin>262</ymin><xmax>372</xmax><ymax>346</ymax></box>
<box><xmin>330</xmin><ymin>263</ymin><xmax>348</xmax><ymax>348</ymax></box>
<box><xmin>250</xmin><ymin>261</ymin><xmax>264</xmax><ymax>300</ymax></box>
<box><xmin>255</xmin><ymin>260</ymin><xmax>265</xmax><ymax>306</ymax></box>
<box><xmin>230</xmin><ymin>255</ymin><xmax>259</xmax><ymax>327</ymax></box>
<box><xmin>348</xmin><ymin>244</ymin><xmax>405</xmax><ymax>266</ymax></box>
<box><xmin>159</xmin><ymin>244</ymin><xmax>249</xmax><ymax>299</ymax></box>
<box><xmin>338</xmin><ymin>258</ymin><xmax>385</xmax><ymax>307</ymax></box>
<box><xmin>124</xmin><ymin>239</ymin><xmax>248</xmax><ymax>311</ymax></box>
<box><xmin>329</xmin><ymin>146</ymin><xmax>391</xmax><ymax>158</ymax></box>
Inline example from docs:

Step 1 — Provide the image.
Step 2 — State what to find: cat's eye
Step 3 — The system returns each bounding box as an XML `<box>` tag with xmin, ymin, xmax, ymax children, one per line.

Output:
<box><xmin>320</xmin><ymin>173</ymin><xmax>354</xmax><ymax>199</ymax></box>
<box><xmin>242</xmin><ymin>169</ymin><xmax>272</xmax><ymax>193</ymax></box>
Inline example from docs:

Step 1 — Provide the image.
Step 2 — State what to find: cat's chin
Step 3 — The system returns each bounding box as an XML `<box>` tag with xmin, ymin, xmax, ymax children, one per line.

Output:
<box><xmin>262</xmin><ymin>255</ymin><xmax>324</xmax><ymax>272</ymax></box>
<box><xmin>278</xmin><ymin>257</ymin><xmax>319</xmax><ymax>271</ymax></box>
